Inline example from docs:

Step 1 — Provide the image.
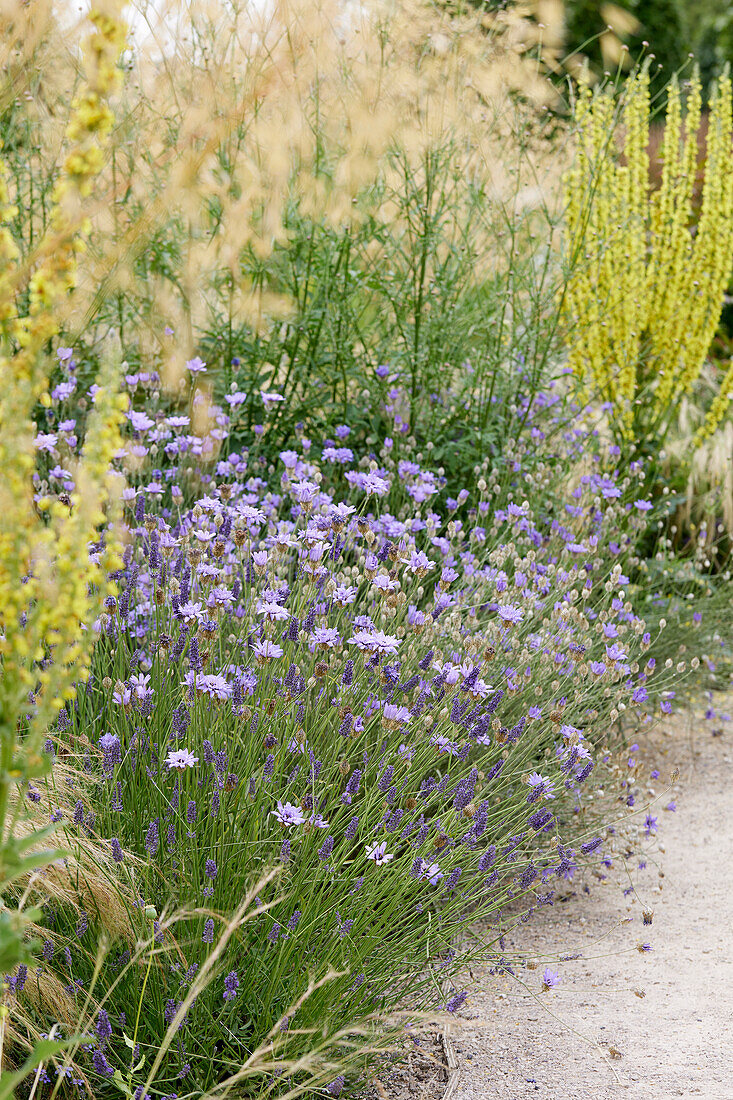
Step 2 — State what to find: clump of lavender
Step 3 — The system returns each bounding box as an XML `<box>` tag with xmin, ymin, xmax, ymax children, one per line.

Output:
<box><xmin>36</xmin><ymin>361</ymin><xmax>700</xmax><ymax>1097</ymax></box>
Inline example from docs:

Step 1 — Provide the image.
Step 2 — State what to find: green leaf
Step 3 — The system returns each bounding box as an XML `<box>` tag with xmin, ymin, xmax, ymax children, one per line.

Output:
<box><xmin>112</xmin><ymin>1069</ymin><xmax>134</xmax><ymax>1097</ymax></box>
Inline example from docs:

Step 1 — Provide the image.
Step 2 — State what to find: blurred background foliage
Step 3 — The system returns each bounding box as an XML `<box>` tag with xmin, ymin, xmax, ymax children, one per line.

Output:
<box><xmin>462</xmin><ymin>0</ymin><xmax>733</xmax><ymax>92</ymax></box>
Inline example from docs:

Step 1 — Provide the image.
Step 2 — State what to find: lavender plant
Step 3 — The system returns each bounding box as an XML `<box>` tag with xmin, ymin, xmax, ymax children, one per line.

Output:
<box><xmin>17</xmin><ymin>352</ymin><xmax>692</xmax><ymax>1096</ymax></box>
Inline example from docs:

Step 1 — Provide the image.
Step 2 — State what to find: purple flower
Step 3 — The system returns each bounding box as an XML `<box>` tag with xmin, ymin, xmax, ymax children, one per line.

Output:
<box><xmin>497</xmin><ymin>605</ymin><xmax>524</xmax><ymax>626</ymax></box>
<box><xmin>365</xmin><ymin>841</ymin><xmax>393</xmax><ymax>866</ymax></box>
<box><xmin>110</xmin><ymin>782</ymin><xmax>123</xmax><ymax>812</ymax></box>
<box><xmin>338</xmin><ymin>714</ymin><xmax>353</xmax><ymax>737</ymax></box>
<box><xmin>166</xmin><ymin>749</ymin><xmax>199</xmax><ymax>770</ymax></box>
<box><xmin>318</xmin><ymin>835</ymin><xmax>335</xmax><ymax>861</ymax></box>
<box><xmin>443</xmin><ymin>867</ymin><xmax>462</xmax><ymax>893</ymax></box>
<box><xmin>99</xmin><ymin>733</ymin><xmax>121</xmax><ymax>775</ymax></box>
<box><xmin>333</xmin><ymin>584</ymin><xmax>358</xmax><ymax>607</ymax></box>
<box><xmin>445</xmin><ymin>991</ymin><xmax>467</xmax><ymax>1013</ymax></box>
<box><xmin>362</xmin><ymin>471</ymin><xmax>390</xmax><ymax>496</ymax></box>
<box><xmin>417</xmin><ymin>860</ymin><xmax>443</xmax><ymax>885</ymax></box>
<box><xmin>377</xmin><ymin>765</ymin><xmax>394</xmax><ymax>793</ymax></box>
<box><xmin>223</xmin><ymin>971</ymin><xmax>240</xmax><ymax>1001</ymax></box>
<box><xmin>205</xmin><ymin>859</ymin><xmax>218</xmax><ymax>879</ymax></box>
<box><xmin>270</xmin><ymin>801</ymin><xmax>306</xmax><ymax>827</ymax></box>
<box><xmin>96</xmin><ymin>1009</ymin><xmax>112</xmax><ymax>1043</ymax></box>
<box><xmin>542</xmin><ymin>968</ymin><xmax>560</xmax><ymax>990</ymax></box>
<box><xmin>202</xmin><ymin>919</ymin><xmax>214</xmax><ymax>944</ymax></box>
<box><xmin>34</xmin><ymin>431</ymin><xmax>58</xmax><ymax>453</ymax></box>
<box><xmin>527</xmin><ymin>772</ymin><xmax>555</xmax><ymax>800</ymax></box>
<box><xmin>382</xmin><ymin>703</ymin><xmax>411</xmax><ymax>727</ymax></box>
<box><xmin>577</xmin><ymin>761</ymin><xmax>594</xmax><ymax>784</ymax></box>
<box><xmin>92</xmin><ymin>1050</ymin><xmax>115</xmax><ymax>1077</ymax></box>
<box><xmin>347</xmin><ymin>629</ymin><xmax>400</xmax><ymax>656</ymax></box>
<box><xmin>478</xmin><ymin>846</ymin><xmax>496</xmax><ymax>872</ymax></box>
<box><xmin>224</xmin><ymin>390</ymin><xmax>246</xmax><ymax>407</ymax></box>
<box><xmin>290</xmin><ymin>478</ymin><xmax>318</xmax><ymax>505</ymax></box>
<box><xmin>112</xmin><ymin>684</ymin><xmax>132</xmax><ymax>708</ymax></box>
<box><xmin>288</xmin><ymin>909</ymin><xmax>301</xmax><ymax>931</ymax></box>
<box><xmin>145</xmin><ymin>820</ymin><xmax>159</xmax><ymax>855</ymax></box>
<box><xmin>129</xmin><ymin>410</ymin><xmax>155</xmax><ymax>432</ymax></box>
<box><xmin>251</xmin><ymin>639</ymin><xmax>284</xmax><ymax>663</ymax></box>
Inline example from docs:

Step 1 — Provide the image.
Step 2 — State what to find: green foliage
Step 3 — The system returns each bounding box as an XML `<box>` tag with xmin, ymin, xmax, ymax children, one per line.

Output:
<box><xmin>564</xmin><ymin>0</ymin><xmax>687</xmax><ymax>84</ymax></box>
<box><xmin>679</xmin><ymin>0</ymin><xmax>733</xmax><ymax>87</ymax></box>
<box><xmin>197</xmin><ymin>137</ymin><xmax>569</xmax><ymax>485</ymax></box>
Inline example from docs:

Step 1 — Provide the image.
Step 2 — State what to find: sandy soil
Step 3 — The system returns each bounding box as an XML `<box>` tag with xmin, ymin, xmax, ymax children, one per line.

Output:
<box><xmin>365</xmin><ymin>1032</ymin><xmax>450</xmax><ymax>1100</ymax></box>
<box><xmin>450</xmin><ymin>712</ymin><xmax>733</xmax><ymax>1100</ymax></box>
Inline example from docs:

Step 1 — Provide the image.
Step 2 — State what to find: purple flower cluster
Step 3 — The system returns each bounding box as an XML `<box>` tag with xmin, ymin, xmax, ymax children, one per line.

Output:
<box><xmin>30</xmin><ymin>346</ymin><xmax>689</xmax><ymax>1099</ymax></box>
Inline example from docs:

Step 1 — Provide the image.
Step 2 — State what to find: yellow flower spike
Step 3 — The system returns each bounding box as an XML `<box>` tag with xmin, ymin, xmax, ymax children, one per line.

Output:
<box><xmin>0</xmin><ymin>4</ymin><xmax>128</xmax><ymax>770</ymax></box>
<box><xmin>562</xmin><ymin>66</ymin><xmax>733</xmax><ymax>450</ymax></box>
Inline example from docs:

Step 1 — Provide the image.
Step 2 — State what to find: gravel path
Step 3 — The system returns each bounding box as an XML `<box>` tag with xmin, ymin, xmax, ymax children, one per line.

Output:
<box><xmin>452</xmin><ymin>715</ymin><xmax>733</xmax><ymax>1100</ymax></box>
